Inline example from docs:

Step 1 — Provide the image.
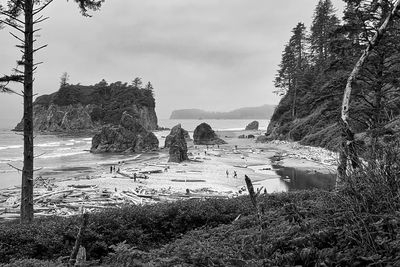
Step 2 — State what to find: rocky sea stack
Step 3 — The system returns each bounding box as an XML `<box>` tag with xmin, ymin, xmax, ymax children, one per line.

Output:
<box><xmin>245</xmin><ymin>120</ymin><xmax>259</xmax><ymax>130</ymax></box>
<box><xmin>164</xmin><ymin>124</ymin><xmax>191</xmax><ymax>148</ymax></box>
<box><xmin>165</xmin><ymin>124</ymin><xmax>189</xmax><ymax>163</ymax></box>
<box><xmin>14</xmin><ymin>81</ymin><xmax>158</xmax><ymax>133</ymax></box>
<box><xmin>193</xmin><ymin>123</ymin><xmax>227</xmax><ymax>145</ymax></box>
<box><xmin>90</xmin><ymin>112</ymin><xmax>159</xmax><ymax>153</ymax></box>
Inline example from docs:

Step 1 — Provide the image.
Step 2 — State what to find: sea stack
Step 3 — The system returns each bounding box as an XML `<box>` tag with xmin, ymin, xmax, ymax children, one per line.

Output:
<box><xmin>193</xmin><ymin>122</ymin><xmax>227</xmax><ymax>145</ymax></box>
<box><xmin>245</xmin><ymin>121</ymin><xmax>259</xmax><ymax>131</ymax></box>
<box><xmin>164</xmin><ymin>124</ymin><xmax>191</xmax><ymax>148</ymax></box>
<box><xmin>90</xmin><ymin>112</ymin><xmax>159</xmax><ymax>153</ymax></box>
<box><xmin>166</xmin><ymin>124</ymin><xmax>189</xmax><ymax>163</ymax></box>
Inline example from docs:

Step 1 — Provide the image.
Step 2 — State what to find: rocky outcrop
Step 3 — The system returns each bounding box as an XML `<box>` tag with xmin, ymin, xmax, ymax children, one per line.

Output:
<box><xmin>166</xmin><ymin>125</ymin><xmax>189</xmax><ymax>163</ymax></box>
<box><xmin>90</xmin><ymin>112</ymin><xmax>159</xmax><ymax>153</ymax></box>
<box><xmin>245</xmin><ymin>121</ymin><xmax>259</xmax><ymax>131</ymax></box>
<box><xmin>14</xmin><ymin>82</ymin><xmax>158</xmax><ymax>132</ymax></box>
<box><xmin>14</xmin><ymin>104</ymin><xmax>96</xmax><ymax>132</ymax></box>
<box><xmin>193</xmin><ymin>123</ymin><xmax>227</xmax><ymax>145</ymax></box>
<box><xmin>164</xmin><ymin>124</ymin><xmax>191</xmax><ymax>148</ymax></box>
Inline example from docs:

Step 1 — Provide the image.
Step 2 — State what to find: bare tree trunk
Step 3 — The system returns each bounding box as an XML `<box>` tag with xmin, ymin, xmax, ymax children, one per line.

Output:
<box><xmin>21</xmin><ymin>0</ymin><xmax>34</xmax><ymax>223</ymax></box>
<box><xmin>292</xmin><ymin>83</ymin><xmax>297</xmax><ymax>119</ymax></box>
<box><xmin>338</xmin><ymin>0</ymin><xmax>400</xmax><ymax>183</ymax></box>
<box><xmin>69</xmin><ymin>213</ymin><xmax>89</xmax><ymax>267</ymax></box>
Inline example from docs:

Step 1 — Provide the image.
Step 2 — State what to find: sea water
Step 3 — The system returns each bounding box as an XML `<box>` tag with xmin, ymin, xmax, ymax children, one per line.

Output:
<box><xmin>0</xmin><ymin>119</ymin><xmax>270</xmax><ymax>188</ymax></box>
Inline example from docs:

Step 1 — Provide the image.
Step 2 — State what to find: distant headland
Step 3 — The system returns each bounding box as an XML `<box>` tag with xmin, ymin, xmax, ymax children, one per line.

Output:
<box><xmin>169</xmin><ymin>104</ymin><xmax>275</xmax><ymax>120</ymax></box>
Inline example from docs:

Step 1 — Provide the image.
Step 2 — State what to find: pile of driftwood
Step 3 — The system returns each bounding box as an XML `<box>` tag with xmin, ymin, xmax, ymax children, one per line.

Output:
<box><xmin>0</xmin><ymin>182</ymin><xmax>232</xmax><ymax>220</ymax></box>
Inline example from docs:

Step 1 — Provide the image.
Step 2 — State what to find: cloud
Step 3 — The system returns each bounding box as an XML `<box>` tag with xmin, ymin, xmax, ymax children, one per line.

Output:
<box><xmin>0</xmin><ymin>0</ymin><xmax>345</xmax><ymax>126</ymax></box>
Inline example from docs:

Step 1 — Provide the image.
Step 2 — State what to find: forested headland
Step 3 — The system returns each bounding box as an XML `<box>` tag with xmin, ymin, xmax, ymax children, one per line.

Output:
<box><xmin>266</xmin><ymin>0</ymin><xmax>400</xmax><ymax>151</ymax></box>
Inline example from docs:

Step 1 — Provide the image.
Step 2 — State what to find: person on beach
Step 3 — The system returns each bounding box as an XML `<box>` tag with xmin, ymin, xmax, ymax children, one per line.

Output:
<box><xmin>113</xmin><ymin>166</ymin><xmax>116</xmax><ymax>173</ymax></box>
<box><xmin>226</xmin><ymin>170</ymin><xmax>229</xmax><ymax>178</ymax></box>
<box><xmin>133</xmin><ymin>173</ymin><xmax>137</xmax><ymax>182</ymax></box>
<box><xmin>233</xmin><ymin>170</ymin><xmax>237</xmax><ymax>179</ymax></box>
<box><xmin>110</xmin><ymin>166</ymin><xmax>113</xmax><ymax>173</ymax></box>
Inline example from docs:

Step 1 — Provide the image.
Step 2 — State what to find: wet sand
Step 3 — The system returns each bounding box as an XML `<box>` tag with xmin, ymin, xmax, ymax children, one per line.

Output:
<box><xmin>53</xmin><ymin>129</ymin><xmax>338</xmax><ymax>195</ymax></box>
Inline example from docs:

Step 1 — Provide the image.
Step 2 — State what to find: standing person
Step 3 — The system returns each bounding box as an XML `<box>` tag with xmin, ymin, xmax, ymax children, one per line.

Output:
<box><xmin>226</xmin><ymin>170</ymin><xmax>229</xmax><ymax>178</ymax></box>
<box><xmin>110</xmin><ymin>166</ymin><xmax>113</xmax><ymax>173</ymax></box>
<box><xmin>233</xmin><ymin>170</ymin><xmax>237</xmax><ymax>179</ymax></box>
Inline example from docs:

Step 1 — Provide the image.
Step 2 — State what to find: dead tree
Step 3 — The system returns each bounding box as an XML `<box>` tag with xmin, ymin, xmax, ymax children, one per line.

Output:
<box><xmin>338</xmin><ymin>0</ymin><xmax>400</xmax><ymax>183</ymax></box>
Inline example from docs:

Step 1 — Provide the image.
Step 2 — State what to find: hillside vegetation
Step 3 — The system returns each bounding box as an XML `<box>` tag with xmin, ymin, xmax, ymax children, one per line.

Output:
<box><xmin>170</xmin><ymin>104</ymin><xmax>275</xmax><ymax>120</ymax></box>
<box><xmin>266</xmin><ymin>0</ymin><xmax>400</xmax><ymax>151</ymax></box>
<box><xmin>34</xmin><ymin>79</ymin><xmax>155</xmax><ymax>125</ymax></box>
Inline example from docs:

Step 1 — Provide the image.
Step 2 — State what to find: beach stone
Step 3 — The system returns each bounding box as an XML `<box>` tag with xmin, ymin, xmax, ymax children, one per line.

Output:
<box><xmin>90</xmin><ymin>111</ymin><xmax>159</xmax><ymax>153</ymax></box>
<box><xmin>164</xmin><ymin>124</ymin><xmax>191</xmax><ymax>148</ymax></box>
<box><xmin>168</xmin><ymin>126</ymin><xmax>189</xmax><ymax>163</ymax></box>
<box><xmin>245</xmin><ymin>121</ymin><xmax>259</xmax><ymax>130</ymax></box>
<box><xmin>193</xmin><ymin>123</ymin><xmax>227</xmax><ymax>145</ymax></box>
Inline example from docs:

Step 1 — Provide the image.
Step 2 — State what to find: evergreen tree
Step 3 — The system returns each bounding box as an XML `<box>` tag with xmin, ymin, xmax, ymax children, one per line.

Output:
<box><xmin>60</xmin><ymin>72</ymin><xmax>70</xmax><ymax>87</ymax></box>
<box><xmin>274</xmin><ymin>22</ymin><xmax>309</xmax><ymax>118</ymax></box>
<box><xmin>0</xmin><ymin>0</ymin><xmax>105</xmax><ymax>223</ymax></box>
<box><xmin>310</xmin><ymin>0</ymin><xmax>340</xmax><ymax>67</ymax></box>
<box><xmin>132</xmin><ymin>77</ymin><xmax>143</xmax><ymax>89</ymax></box>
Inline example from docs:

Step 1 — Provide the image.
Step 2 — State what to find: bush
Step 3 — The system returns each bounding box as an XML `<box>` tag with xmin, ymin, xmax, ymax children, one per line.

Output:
<box><xmin>0</xmin><ymin>197</ymin><xmax>251</xmax><ymax>263</ymax></box>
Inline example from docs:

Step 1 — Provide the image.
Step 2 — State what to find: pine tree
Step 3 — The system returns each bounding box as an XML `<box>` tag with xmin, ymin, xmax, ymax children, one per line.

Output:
<box><xmin>0</xmin><ymin>0</ymin><xmax>105</xmax><ymax>223</ymax></box>
<box><xmin>274</xmin><ymin>22</ymin><xmax>308</xmax><ymax>118</ymax></box>
<box><xmin>60</xmin><ymin>72</ymin><xmax>70</xmax><ymax>87</ymax></box>
<box><xmin>310</xmin><ymin>0</ymin><xmax>340</xmax><ymax>67</ymax></box>
<box><xmin>132</xmin><ymin>77</ymin><xmax>143</xmax><ymax>89</ymax></box>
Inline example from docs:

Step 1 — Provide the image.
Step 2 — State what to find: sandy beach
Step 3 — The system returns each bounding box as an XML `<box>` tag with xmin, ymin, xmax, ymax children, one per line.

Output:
<box><xmin>55</xmin><ymin>130</ymin><xmax>337</xmax><ymax>192</ymax></box>
<box><xmin>0</xmin><ymin>130</ymin><xmax>338</xmax><ymax>219</ymax></box>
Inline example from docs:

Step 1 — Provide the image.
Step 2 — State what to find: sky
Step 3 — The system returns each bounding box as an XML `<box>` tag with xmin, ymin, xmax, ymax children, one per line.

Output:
<box><xmin>0</xmin><ymin>0</ymin><xmax>345</xmax><ymax>128</ymax></box>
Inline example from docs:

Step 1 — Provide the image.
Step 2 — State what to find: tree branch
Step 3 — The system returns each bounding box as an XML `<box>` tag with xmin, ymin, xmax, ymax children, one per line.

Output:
<box><xmin>7</xmin><ymin>163</ymin><xmax>22</xmax><ymax>172</ymax></box>
<box><xmin>0</xmin><ymin>19</ymin><xmax>24</xmax><ymax>33</ymax></box>
<box><xmin>33</xmin><ymin>0</ymin><xmax>54</xmax><ymax>16</ymax></box>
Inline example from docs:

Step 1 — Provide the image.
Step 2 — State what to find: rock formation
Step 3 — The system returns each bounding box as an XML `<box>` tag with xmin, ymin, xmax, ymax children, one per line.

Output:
<box><xmin>245</xmin><ymin>121</ymin><xmax>259</xmax><ymax>130</ymax></box>
<box><xmin>166</xmin><ymin>125</ymin><xmax>189</xmax><ymax>163</ymax></box>
<box><xmin>164</xmin><ymin>124</ymin><xmax>191</xmax><ymax>148</ymax></box>
<box><xmin>193</xmin><ymin>123</ymin><xmax>227</xmax><ymax>145</ymax></box>
<box><xmin>90</xmin><ymin>112</ymin><xmax>159</xmax><ymax>153</ymax></box>
<box><xmin>14</xmin><ymin>82</ymin><xmax>158</xmax><ymax>132</ymax></box>
<box><xmin>14</xmin><ymin>104</ymin><xmax>95</xmax><ymax>132</ymax></box>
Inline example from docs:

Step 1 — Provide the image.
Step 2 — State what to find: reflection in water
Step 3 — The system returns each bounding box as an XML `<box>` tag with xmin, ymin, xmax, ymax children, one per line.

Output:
<box><xmin>273</xmin><ymin>165</ymin><xmax>336</xmax><ymax>191</ymax></box>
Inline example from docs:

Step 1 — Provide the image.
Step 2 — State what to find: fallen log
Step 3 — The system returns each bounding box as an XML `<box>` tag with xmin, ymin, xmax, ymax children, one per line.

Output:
<box><xmin>33</xmin><ymin>189</ymin><xmax>74</xmax><ymax>202</ymax></box>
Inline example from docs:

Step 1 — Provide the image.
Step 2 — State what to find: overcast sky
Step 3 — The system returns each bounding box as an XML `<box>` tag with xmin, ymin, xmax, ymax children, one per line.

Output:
<box><xmin>0</xmin><ymin>0</ymin><xmax>345</xmax><ymax>128</ymax></box>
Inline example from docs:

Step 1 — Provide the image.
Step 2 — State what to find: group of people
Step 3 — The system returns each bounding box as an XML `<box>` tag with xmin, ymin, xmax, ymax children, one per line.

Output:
<box><xmin>110</xmin><ymin>161</ymin><xmax>124</xmax><ymax>174</ymax></box>
<box><xmin>226</xmin><ymin>170</ymin><xmax>237</xmax><ymax>179</ymax></box>
<box><xmin>109</xmin><ymin>165</ymin><xmax>120</xmax><ymax>173</ymax></box>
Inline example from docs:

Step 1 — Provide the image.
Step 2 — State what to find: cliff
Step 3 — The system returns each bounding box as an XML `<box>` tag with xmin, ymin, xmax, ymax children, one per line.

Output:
<box><xmin>170</xmin><ymin>104</ymin><xmax>275</xmax><ymax>120</ymax></box>
<box><xmin>14</xmin><ymin>81</ymin><xmax>158</xmax><ymax>132</ymax></box>
<box><xmin>91</xmin><ymin>112</ymin><xmax>159</xmax><ymax>153</ymax></box>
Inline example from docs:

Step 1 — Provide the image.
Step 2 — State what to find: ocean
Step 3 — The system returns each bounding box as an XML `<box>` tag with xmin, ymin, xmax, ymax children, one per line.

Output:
<box><xmin>0</xmin><ymin>119</ymin><xmax>270</xmax><ymax>189</ymax></box>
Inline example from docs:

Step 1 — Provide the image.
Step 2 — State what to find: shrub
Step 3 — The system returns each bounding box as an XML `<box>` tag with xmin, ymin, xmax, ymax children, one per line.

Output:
<box><xmin>0</xmin><ymin>197</ymin><xmax>251</xmax><ymax>263</ymax></box>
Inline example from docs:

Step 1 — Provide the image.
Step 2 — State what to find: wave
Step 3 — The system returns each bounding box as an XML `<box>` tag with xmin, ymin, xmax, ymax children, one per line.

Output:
<box><xmin>0</xmin><ymin>145</ymin><xmax>23</xmax><ymax>150</ymax></box>
<box><xmin>39</xmin><ymin>151</ymin><xmax>87</xmax><ymax>159</ymax></box>
<box><xmin>0</xmin><ymin>157</ymin><xmax>23</xmax><ymax>163</ymax></box>
<box><xmin>36</xmin><ymin>142</ymin><xmax>61</xmax><ymax>148</ymax></box>
<box><xmin>64</xmin><ymin>142</ymin><xmax>75</xmax><ymax>146</ymax></box>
